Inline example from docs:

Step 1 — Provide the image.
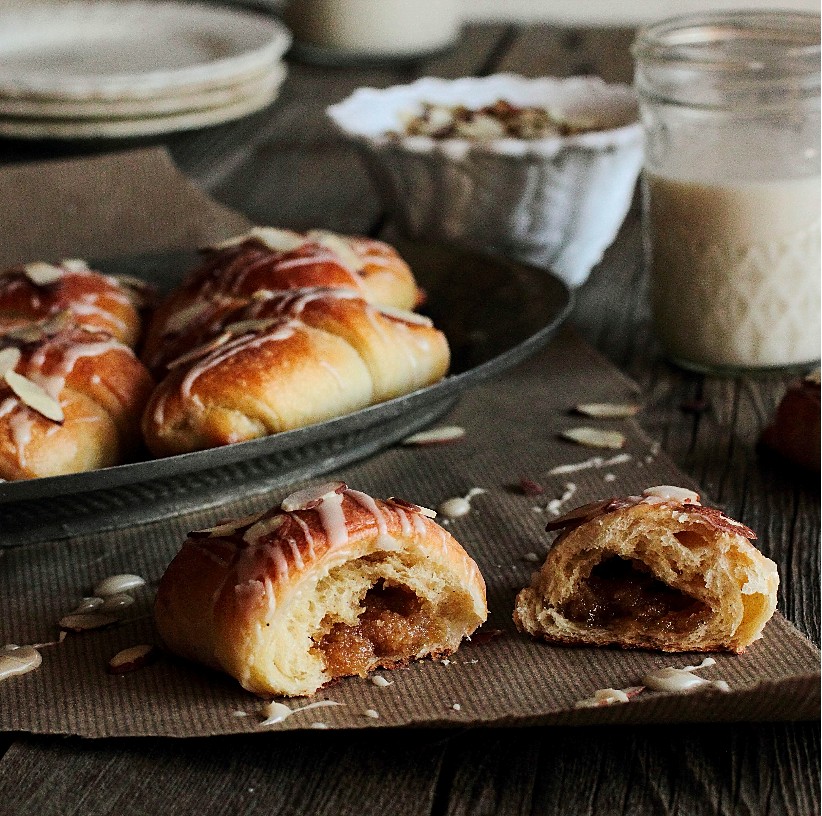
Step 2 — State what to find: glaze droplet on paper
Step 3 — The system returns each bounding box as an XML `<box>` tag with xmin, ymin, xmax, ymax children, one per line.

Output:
<box><xmin>438</xmin><ymin>487</ymin><xmax>486</xmax><ymax>519</ymax></box>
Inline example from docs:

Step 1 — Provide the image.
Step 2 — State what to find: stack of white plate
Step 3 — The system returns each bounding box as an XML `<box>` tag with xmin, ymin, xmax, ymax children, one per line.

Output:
<box><xmin>0</xmin><ymin>0</ymin><xmax>292</xmax><ymax>139</ymax></box>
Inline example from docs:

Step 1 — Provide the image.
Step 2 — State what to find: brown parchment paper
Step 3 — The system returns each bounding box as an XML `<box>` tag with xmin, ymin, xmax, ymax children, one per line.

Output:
<box><xmin>0</xmin><ymin>150</ymin><xmax>818</xmax><ymax>738</ymax></box>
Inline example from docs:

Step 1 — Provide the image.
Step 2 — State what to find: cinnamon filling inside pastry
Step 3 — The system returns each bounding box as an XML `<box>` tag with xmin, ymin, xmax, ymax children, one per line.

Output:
<box><xmin>560</xmin><ymin>556</ymin><xmax>710</xmax><ymax>635</ymax></box>
<box><xmin>314</xmin><ymin>581</ymin><xmax>442</xmax><ymax>677</ymax></box>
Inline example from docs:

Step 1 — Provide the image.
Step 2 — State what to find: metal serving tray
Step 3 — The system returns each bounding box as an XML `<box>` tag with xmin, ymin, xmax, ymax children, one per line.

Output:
<box><xmin>0</xmin><ymin>240</ymin><xmax>572</xmax><ymax>544</ymax></box>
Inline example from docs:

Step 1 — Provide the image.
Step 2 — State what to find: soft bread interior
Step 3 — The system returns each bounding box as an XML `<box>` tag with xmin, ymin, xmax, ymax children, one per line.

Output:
<box><xmin>242</xmin><ymin>551</ymin><xmax>482</xmax><ymax>697</ymax></box>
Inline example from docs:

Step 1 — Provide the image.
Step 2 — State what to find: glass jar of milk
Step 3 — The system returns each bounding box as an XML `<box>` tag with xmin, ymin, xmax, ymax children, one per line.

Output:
<box><xmin>634</xmin><ymin>12</ymin><xmax>820</xmax><ymax>373</ymax></box>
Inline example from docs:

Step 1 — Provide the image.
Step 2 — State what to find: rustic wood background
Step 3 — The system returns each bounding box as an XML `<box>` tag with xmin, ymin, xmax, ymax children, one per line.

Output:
<box><xmin>0</xmin><ymin>23</ymin><xmax>818</xmax><ymax>815</ymax></box>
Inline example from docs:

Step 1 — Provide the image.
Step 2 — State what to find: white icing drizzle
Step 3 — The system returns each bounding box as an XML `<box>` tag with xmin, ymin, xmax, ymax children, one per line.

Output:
<box><xmin>93</xmin><ymin>574</ymin><xmax>146</xmax><ymax>597</ymax></box>
<box><xmin>451</xmin><ymin>703</ymin><xmax>462</xmax><ymax>711</ymax></box>
<box><xmin>549</xmin><ymin>452</ymin><xmax>633</xmax><ymax>475</ymax></box>
<box><xmin>437</xmin><ymin>487</ymin><xmax>486</xmax><ymax>519</ymax></box>
<box><xmin>371</xmin><ymin>675</ymin><xmax>392</xmax><ymax>687</ymax></box>
<box><xmin>316</xmin><ymin>491</ymin><xmax>349</xmax><ymax>548</ymax></box>
<box><xmin>0</xmin><ymin>645</ymin><xmax>42</xmax><ymax>681</ymax></box>
<box><xmin>363</xmin><ymin>709</ymin><xmax>380</xmax><ymax>719</ymax></box>
<box><xmin>290</xmin><ymin>513</ymin><xmax>317</xmax><ymax>561</ymax></box>
<box><xmin>259</xmin><ymin>699</ymin><xmax>342</xmax><ymax>726</ymax></box>
<box><xmin>546</xmin><ymin>482</ymin><xmax>577</xmax><ymax>515</ymax></box>
<box><xmin>8</xmin><ymin>411</ymin><xmax>34</xmax><ymax>466</ymax></box>
<box><xmin>346</xmin><ymin>489</ymin><xmax>389</xmax><ymax>536</ymax></box>
<box><xmin>642</xmin><ymin>657</ymin><xmax>730</xmax><ymax>693</ymax></box>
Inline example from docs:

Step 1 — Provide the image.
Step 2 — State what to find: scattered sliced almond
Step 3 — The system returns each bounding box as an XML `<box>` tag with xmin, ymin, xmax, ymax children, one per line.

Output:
<box><xmin>560</xmin><ymin>427</ymin><xmax>626</xmax><ymax>450</ymax></box>
<box><xmin>4</xmin><ymin>370</ymin><xmax>64</xmax><ymax>422</ymax></box>
<box><xmin>108</xmin><ymin>644</ymin><xmax>156</xmax><ymax>674</ymax></box>
<box><xmin>23</xmin><ymin>261</ymin><xmax>62</xmax><ymax>286</ymax></box>
<box><xmin>59</xmin><ymin>613</ymin><xmax>119</xmax><ymax>632</ymax></box>
<box><xmin>189</xmin><ymin>511</ymin><xmax>267</xmax><ymax>538</ymax></box>
<box><xmin>573</xmin><ymin>403</ymin><xmax>641</xmax><ymax>419</ymax></box>
<box><xmin>376</xmin><ymin>305</ymin><xmax>433</xmax><ymax>327</ymax></box>
<box><xmin>281</xmin><ymin>481</ymin><xmax>347</xmax><ymax>512</ymax></box>
<box><xmin>401</xmin><ymin>426</ymin><xmax>465</xmax><ymax>446</ymax></box>
<box><xmin>0</xmin><ymin>347</ymin><xmax>21</xmax><ymax>377</ymax></box>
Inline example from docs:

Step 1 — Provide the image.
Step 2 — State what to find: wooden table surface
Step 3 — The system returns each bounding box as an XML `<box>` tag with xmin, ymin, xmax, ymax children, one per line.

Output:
<box><xmin>0</xmin><ymin>21</ymin><xmax>818</xmax><ymax>816</ymax></box>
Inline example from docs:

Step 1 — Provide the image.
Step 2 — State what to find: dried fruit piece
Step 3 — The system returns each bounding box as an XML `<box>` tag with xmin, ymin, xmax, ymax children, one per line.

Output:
<box><xmin>573</xmin><ymin>403</ymin><xmax>640</xmax><ymax>419</ymax></box>
<box><xmin>401</xmin><ymin>426</ymin><xmax>465</xmax><ymax>446</ymax></box>
<box><xmin>518</xmin><ymin>477</ymin><xmax>544</xmax><ymax>496</ymax></box>
<box><xmin>108</xmin><ymin>644</ymin><xmax>156</xmax><ymax>674</ymax></box>
<box><xmin>4</xmin><ymin>370</ymin><xmax>64</xmax><ymax>422</ymax></box>
<box><xmin>560</xmin><ymin>428</ymin><xmax>626</xmax><ymax>450</ymax></box>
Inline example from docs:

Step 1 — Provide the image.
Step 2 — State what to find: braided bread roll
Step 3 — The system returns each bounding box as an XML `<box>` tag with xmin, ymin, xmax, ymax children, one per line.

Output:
<box><xmin>514</xmin><ymin>486</ymin><xmax>779</xmax><ymax>653</ymax></box>
<box><xmin>0</xmin><ymin>320</ymin><xmax>154</xmax><ymax>480</ymax></box>
<box><xmin>141</xmin><ymin>288</ymin><xmax>449</xmax><ymax>456</ymax></box>
<box><xmin>142</xmin><ymin>228</ymin><xmax>421</xmax><ymax>368</ymax></box>
<box><xmin>155</xmin><ymin>483</ymin><xmax>487</xmax><ymax>696</ymax></box>
<box><xmin>0</xmin><ymin>259</ymin><xmax>146</xmax><ymax>348</ymax></box>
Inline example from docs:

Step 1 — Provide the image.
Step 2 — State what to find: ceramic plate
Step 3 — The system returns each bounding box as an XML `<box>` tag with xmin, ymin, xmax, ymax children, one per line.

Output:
<box><xmin>0</xmin><ymin>240</ymin><xmax>572</xmax><ymax>544</ymax></box>
<box><xmin>0</xmin><ymin>1</ymin><xmax>291</xmax><ymax>100</ymax></box>
<box><xmin>0</xmin><ymin>65</ymin><xmax>287</xmax><ymax>138</ymax></box>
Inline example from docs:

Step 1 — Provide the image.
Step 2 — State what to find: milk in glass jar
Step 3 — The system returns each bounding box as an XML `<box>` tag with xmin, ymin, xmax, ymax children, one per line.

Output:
<box><xmin>633</xmin><ymin>12</ymin><xmax>821</xmax><ymax>373</ymax></box>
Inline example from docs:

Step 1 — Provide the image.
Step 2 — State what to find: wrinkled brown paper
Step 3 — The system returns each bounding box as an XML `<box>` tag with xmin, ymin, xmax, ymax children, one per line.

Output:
<box><xmin>0</xmin><ymin>151</ymin><xmax>817</xmax><ymax>738</ymax></box>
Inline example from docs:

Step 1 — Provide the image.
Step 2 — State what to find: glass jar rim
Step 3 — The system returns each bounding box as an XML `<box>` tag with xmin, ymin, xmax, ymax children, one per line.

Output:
<box><xmin>633</xmin><ymin>10</ymin><xmax>820</xmax><ymax>70</ymax></box>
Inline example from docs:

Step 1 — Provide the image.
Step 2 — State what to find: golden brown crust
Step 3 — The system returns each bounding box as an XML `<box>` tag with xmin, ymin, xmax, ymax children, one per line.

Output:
<box><xmin>514</xmin><ymin>491</ymin><xmax>779</xmax><ymax>654</ymax></box>
<box><xmin>142</xmin><ymin>232</ymin><xmax>421</xmax><ymax>367</ymax></box>
<box><xmin>155</xmin><ymin>485</ymin><xmax>487</xmax><ymax>696</ymax></box>
<box><xmin>141</xmin><ymin>290</ymin><xmax>450</xmax><ymax>457</ymax></box>
<box><xmin>0</xmin><ymin>326</ymin><xmax>154</xmax><ymax>479</ymax></box>
<box><xmin>0</xmin><ymin>262</ymin><xmax>144</xmax><ymax>348</ymax></box>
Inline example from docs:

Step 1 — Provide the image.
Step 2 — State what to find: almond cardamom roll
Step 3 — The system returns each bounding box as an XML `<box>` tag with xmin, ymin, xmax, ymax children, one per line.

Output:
<box><xmin>514</xmin><ymin>486</ymin><xmax>779</xmax><ymax>654</ymax></box>
<box><xmin>141</xmin><ymin>290</ymin><xmax>449</xmax><ymax>456</ymax></box>
<box><xmin>0</xmin><ymin>318</ymin><xmax>154</xmax><ymax>480</ymax></box>
<box><xmin>0</xmin><ymin>259</ymin><xmax>149</xmax><ymax>348</ymax></box>
<box><xmin>155</xmin><ymin>483</ymin><xmax>487</xmax><ymax>697</ymax></box>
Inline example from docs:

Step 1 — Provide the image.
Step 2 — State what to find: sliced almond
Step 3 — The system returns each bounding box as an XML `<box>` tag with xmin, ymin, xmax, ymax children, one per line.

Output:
<box><xmin>212</xmin><ymin>227</ymin><xmax>306</xmax><ymax>254</ymax></box>
<box><xmin>376</xmin><ymin>305</ymin><xmax>433</xmax><ymax>327</ymax></box>
<box><xmin>93</xmin><ymin>573</ymin><xmax>146</xmax><ymax>597</ymax></box>
<box><xmin>281</xmin><ymin>481</ymin><xmax>347</xmax><ymax>512</ymax></box>
<box><xmin>23</xmin><ymin>261</ymin><xmax>62</xmax><ymax>286</ymax></box>
<box><xmin>307</xmin><ymin>230</ymin><xmax>364</xmax><ymax>272</ymax></box>
<box><xmin>108</xmin><ymin>644</ymin><xmax>156</xmax><ymax>674</ymax></box>
<box><xmin>60</xmin><ymin>258</ymin><xmax>90</xmax><ymax>273</ymax></box>
<box><xmin>0</xmin><ymin>347</ymin><xmax>21</xmax><ymax>377</ymax></box>
<box><xmin>402</xmin><ymin>426</ymin><xmax>465</xmax><ymax>446</ymax></box>
<box><xmin>4</xmin><ymin>370</ymin><xmax>64</xmax><ymax>422</ymax></box>
<box><xmin>166</xmin><ymin>331</ymin><xmax>233</xmax><ymax>370</ymax></box>
<box><xmin>560</xmin><ymin>427</ymin><xmax>626</xmax><ymax>450</ymax></box>
<box><xmin>805</xmin><ymin>368</ymin><xmax>821</xmax><ymax>385</ymax></box>
<box><xmin>189</xmin><ymin>511</ymin><xmax>267</xmax><ymax>539</ymax></box>
<box><xmin>642</xmin><ymin>485</ymin><xmax>700</xmax><ymax>504</ymax></box>
<box><xmin>59</xmin><ymin>612</ymin><xmax>119</xmax><ymax>632</ymax></box>
<box><xmin>573</xmin><ymin>403</ymin><xmax>641</xmax><ymax>419</ymax></box>
<box><xmin>224</xmin><ymin>318</ymin><xmax>279</xmax><ymax>336</ymax></box>
<box><xmin>162</xmin><ymin>301</ymin><xmax>214</xmax><ymax>335</ymax></box>
<box><xmin>386</xmin><ymin>497</ymin><xmax>437</xmax><ymax>518</ymax></box>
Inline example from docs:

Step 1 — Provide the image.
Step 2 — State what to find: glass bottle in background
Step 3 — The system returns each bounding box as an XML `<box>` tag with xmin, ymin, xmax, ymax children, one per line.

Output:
<box><xmin>285</xmin><ymin>0</ymin><xmax>462</xmax><ymax>64</ymax></box>
<box><xmin>633</xmin><ymin>12</ymin><xmax>820</xmax><ymax>374</ymax></box>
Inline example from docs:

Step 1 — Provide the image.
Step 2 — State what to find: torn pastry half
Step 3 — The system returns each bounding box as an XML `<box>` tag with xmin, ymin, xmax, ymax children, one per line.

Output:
<box><xmin>155</xmin><ymin>483</ymin><xmax>487</xmax><ymax>697</ymax></box>
<box><xmin>514</xmin><ymin>486</ymin><xmax>779</xmax><ymax>653</ymax></box>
